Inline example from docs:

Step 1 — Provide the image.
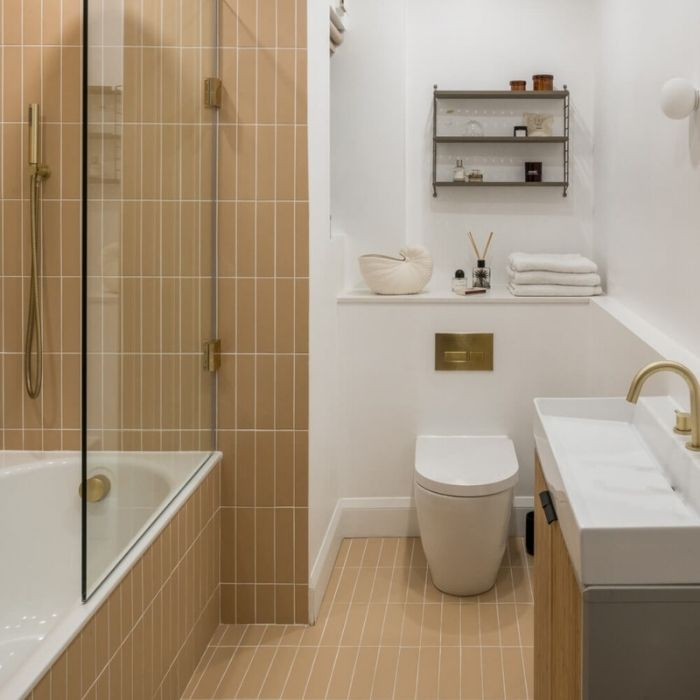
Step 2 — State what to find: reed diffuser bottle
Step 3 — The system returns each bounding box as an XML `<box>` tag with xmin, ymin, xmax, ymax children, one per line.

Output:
<box><xmin>468</xmin><ymin>231</ymin><xmax>494</xmax><ymax>289</ymax></box>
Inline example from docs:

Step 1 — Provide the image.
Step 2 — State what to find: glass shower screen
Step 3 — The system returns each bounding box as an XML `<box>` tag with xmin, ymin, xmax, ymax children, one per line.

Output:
<box><xmin>82</xmin><ymin>0</ymin><xmax>218</xmax><ymax>599</ymax></box>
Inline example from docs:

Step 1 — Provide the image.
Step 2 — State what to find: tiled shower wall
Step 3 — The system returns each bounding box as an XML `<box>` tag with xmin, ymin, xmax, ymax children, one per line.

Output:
<box><xmin>1</xmin><ymin>0</ymin><xmax>311</xmax><ymax>629</ymax></box>
<box><xmin>217</xmin><ymin>0</ymin><xmax>310</xmax><ymax>624</ymax></box>
<box><xmin>0</xmin><ymin>0</ymin><xmax>82</xmax><ymax>450</ymax></box>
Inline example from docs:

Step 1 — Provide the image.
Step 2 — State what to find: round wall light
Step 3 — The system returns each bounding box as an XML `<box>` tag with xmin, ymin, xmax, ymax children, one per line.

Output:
<box><xmin>661</xmin><ymin>78</ymin><xmax>700</xmax><ymax>120</ymax></box>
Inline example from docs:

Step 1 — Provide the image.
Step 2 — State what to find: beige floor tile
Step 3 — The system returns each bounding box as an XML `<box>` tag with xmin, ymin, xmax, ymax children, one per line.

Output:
<box><xmin>502</xmin><ymin>646</ymin><xmax>528</xmax><ymax>700</ymax></box>
<box><xmin>214</xmin><ymin>646</ymin><xmax>257</xmax><ymax>698</ymax></box>
<box><xmin>277</xmin><ymin>625</ymin><xmax>306</xmax><ymax>646</ymax></box>
<box><xmin>335</xmin><ymin>539</ymin><xmax>351</xmax><ymax>568</ymax></box>
<box><xmin>511</xmin><ymin>567</ymin><xmax>533</xmax><ymax>603</ymax></box>
<box><xmin>399</xmin><ymin>604</ymin><xmax>423</xmax><ymax>645</ymax></box>
<box><xmin>438</xmin><ymin>646</ymin><xmax>462</xmax><ymax>700</ymax></box>
<box><xmin>347</xmin><ymin>646</ymin><xmax>379</xmax><ymax>699</ymax></box>
<box><xmin>261</xmin><ymin>625</ymin><xmax>300</xmax><ymax>646</ymax></box>
<box><xmin>324</xmin><ymin>567</ymin><xmax>342</xmax><ymax>602</ymax></box>
<box><xmin>190</xmin><ymin>647</ymin><xmax>235</xmax><ymax>698</ymax></box>
<box><xmin>371</xmin><ymin>646</ymin><xmax>400</xmax><ymax>699</ymax></box>
<box><xmin>461</xmin><ymin>647</ymin><xmax>483</xmax><ymax>699</ymax></box>
<box><xmin>361</xmin><ymin>538</ymin><xmax>383</xmax><ymax>567</ymax></box>
<box><xmin>479</xmin><ymin>604</ymin><xmax>502</xmax><ymax>646</ymax></box>
<box><xmin>406</xmin><ymin>568</ymin><xmax>428</xmax><ymax>603</ymax></box>
<box><xmin>240</xmin><ymin>625</ymin><xmax>268</xmax><ymax>646</ymax></box>
<box><xmin>516</xmin><ymin>603</ymin><xmax>534</xmax><ymax>645</ymax></box>
<box><xmin>494</xmin><ymin>567</ymin><xmax>515</xmax><ymax>602</ymax></box>
<box><xmin>217</xmin><ymin>625</ymin><xmax>247</xmax><ymax>647</ymax></box>
<box><xmin>380</xmin><ymin>605</ymin><xmax>405</xmax><ymax>645</ymax></box>
<box><xmin>303</xmin><ymin>646</ymin><xmax>337</xmax><ymax>699</ymax></box>
<box><xmin>394</xmin><ymin>647</ymin><xmax>420</xmax><ymax>699</ymax></box>
<box><xmin>387</xmin><ymin>567</ymin><xmax>411</xmax><ymax>603</ymax></box>
<box><xmin>416</xmin><ymin>646</ymin><xmax>440</xmax><ymax>699</ymax></box>
<box><xmin>319</xmin><ymin>603</ymin><xmax>349</xmax><ymax>646</ymax></box>
<box><xmin>182</xmin><ymin>647</ymin><xmax>216</xmax><ymax>698</ymax></box>
<box><xmin>441</xmin><ymin>604</ymin><xmax>461</xmax><ymax>646</ymax></box>
<box><xmin>370</xmin><ymin>567</ymin><xmax>394</xmax><ymax>602</ymax></box>
<box><xmin>482</xmin><ymin>647</ymin><xmax>506</xmax><ymax>700</ymax></box>
<box><xmin>325</xmin><ymin>646</ymin><xmax>359</xmax><ymax>699</ymax></box>
<box><xmin>411</xmin><ymin>538</ymin><xmax>427</xmax><ymax>568</ymax></box>
<box><xmin>360</xmin><ymin>603</ymin><xmax>387</xmax><ymax>645</ymax></box>
<box><xmin>280</xmin><ymin>646</ymin><xmax>316</xmax><ymax>698</ymax></box>
<box><xmin>259</xmin><ymin>647</ymin><xmax>298</xmax><ymax>698</ymax></box>
<box><xmin>344</xmin><ymin>539</ymin><xmax>367</xmax><ymax>567</ymax></box>
<box><xmin>424</xmin><ymin>572</ymin><xmax>445</xmax><ymax>603</ymax></box>
<box><xmin>340</xmin><ymin>603</ymin><xmax>369</xmax><ymax>645</ymax></box>
<box><xmin>420</xmin><ymin>604</ymin><xmax>442</xmax><ymax>646</ymax></box>
<box><xmin>236</xmin><ymin>646</ymin><xmax>277</xmax><ymax>698</ymax></box>
<box><xmin>497</xmin><ymin>604</ymin><xmax>521</xmax><ymax>646</ymax></box>
<box><xmin>182</xmin><ymin>538</ymin><xmax>534</xmax><ymax>700</ymax></box>
<box><xmin>377</xmin><ymin>538</ymin><xmax>399</xmax><ymax>567</ymax></box>
<box><xmin>298</xmin><ymin>615</ymin><xmax>327</xmax><ymax>646</ymax></box>
<box><xmin>394</xmin><ymin>538</ymin><xmax>414</xmax><ymax>568</ymax></box>
<box><xmin>460</xmin><ymin>603</ymin><xmax>481</xmax><ymax>646</ymax></box>
<box><xmin>334</xmin><ymin>567</ymin><xmax>360</xmax><ymax>603</ymax></box>
<box><xmin>352</xmin><ymin>567</ymin><xmax>377</xmax><ymax>603</ymax></box>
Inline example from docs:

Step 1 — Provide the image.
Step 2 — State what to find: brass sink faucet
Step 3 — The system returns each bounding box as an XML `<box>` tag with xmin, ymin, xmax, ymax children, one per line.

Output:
<box><xmin>626</xmin><ymin>361</ymin><xmax>700</xmax><ymax>452</ymax></box>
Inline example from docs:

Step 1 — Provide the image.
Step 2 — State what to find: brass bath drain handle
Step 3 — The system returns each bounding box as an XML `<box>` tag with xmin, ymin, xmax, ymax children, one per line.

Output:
<box><xmin>79</xmin><ymin>475</ymin><xmax>111</xmax><ymax>503</ymax></box>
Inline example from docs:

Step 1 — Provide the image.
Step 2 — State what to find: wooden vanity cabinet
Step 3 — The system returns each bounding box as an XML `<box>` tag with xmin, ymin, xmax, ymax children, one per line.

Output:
<box><xmin>534</xmin><ymin>454</ymin><xmax>582</xmax><ymax>700</ymax></box>
<box><xmin>535</xmin><ymin>452</ymin><xmax>700</xmax><ymax>699</ymax></box>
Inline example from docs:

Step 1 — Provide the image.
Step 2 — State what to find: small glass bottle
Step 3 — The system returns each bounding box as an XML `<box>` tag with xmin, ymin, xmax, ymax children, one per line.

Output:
<box><xmin>472</xmin><ymin>259</ymin><xmax>491</xmax><ymax>289</ymax></box>
<box><xmin>452</xmin><ymin>159</ymin><xmax>466</xmax><ymax>182</ymax></box>
<box><xmin>452</xmin><ymin>269</ymin><xmax>468</xmax><ymax>293</ymax></box>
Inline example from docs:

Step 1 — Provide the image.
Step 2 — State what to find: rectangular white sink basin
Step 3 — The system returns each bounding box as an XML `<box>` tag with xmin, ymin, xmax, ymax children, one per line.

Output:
<box><xmin>534</xmin><ymin>396</ymin><xmax>700</xmax><ymax>586</ymax></box>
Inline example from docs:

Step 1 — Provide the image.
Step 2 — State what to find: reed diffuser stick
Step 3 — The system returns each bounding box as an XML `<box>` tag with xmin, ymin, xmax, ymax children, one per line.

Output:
<box><xmin>468</xmin><ymin>232</ymin><xmax>481</xmax><ymax>259</ymax></box>
<box><xmin>482</xmin><ymin>231</ymin><xmax>494</xmax><ymax>260</ymax></box>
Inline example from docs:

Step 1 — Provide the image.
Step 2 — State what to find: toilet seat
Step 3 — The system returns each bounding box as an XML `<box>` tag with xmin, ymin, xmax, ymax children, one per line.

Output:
<box><xmin>415</xmin><ymin>435</ymin><xmax>519</xmax><ymax>497</ymax></box>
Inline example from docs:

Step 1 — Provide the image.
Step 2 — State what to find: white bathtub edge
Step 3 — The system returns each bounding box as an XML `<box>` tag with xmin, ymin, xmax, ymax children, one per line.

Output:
<box><xmin>2</xmin><ymin>451</ymin><xmax>222</xmax><ymax>700</ymax></box>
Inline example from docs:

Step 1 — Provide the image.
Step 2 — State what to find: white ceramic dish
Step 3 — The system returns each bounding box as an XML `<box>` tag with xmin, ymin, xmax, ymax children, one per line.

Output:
<box><xmin>358</xmin><ymin>247</ymin><xmax>433</xmax><ymax>295</ymax></box>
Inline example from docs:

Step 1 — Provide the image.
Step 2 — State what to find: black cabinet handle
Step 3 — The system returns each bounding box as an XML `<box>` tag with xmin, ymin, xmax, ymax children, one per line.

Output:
<box><xmin>539</xmin><ymin>490</ymin><xmax>558</xmax><ymax>525</ymax></box>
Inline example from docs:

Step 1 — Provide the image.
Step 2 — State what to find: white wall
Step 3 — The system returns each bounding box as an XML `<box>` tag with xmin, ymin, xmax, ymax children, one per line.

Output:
<box><xmin>310</xmin><ymin>0</ymin><xmax>700</xmax><ymax>608</ymax></box>
<box><xmin>308</xmin><ymin>1</ymin><xmax>342</xmax><ymax>583</ymax></box>
<box><xmin>594</xmin><ymin>0</ymin><xmax>700</xmax><ymax>354</ymax></box>
<box><xmin>332</xmin><ymin>0</ymin><xmax>596</xmax><ymax>289</ymax></box>
<box><xmin>335</xmin><ymin>300</ymin><xmax>669</xmax><ymax>504</ymax></box>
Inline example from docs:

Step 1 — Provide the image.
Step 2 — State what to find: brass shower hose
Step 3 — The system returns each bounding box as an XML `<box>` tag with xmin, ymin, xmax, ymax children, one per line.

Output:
<box><xmin>25</xmin><ymin>164</ymin><xmax>50</xmax><ymax>399</ymax></box>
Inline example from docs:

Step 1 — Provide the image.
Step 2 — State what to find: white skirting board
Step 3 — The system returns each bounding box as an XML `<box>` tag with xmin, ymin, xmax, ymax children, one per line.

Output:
<box><xmin>308</xmin><ymin>495</ymin><xmax>534</xmax><ymax>622</ymax></box>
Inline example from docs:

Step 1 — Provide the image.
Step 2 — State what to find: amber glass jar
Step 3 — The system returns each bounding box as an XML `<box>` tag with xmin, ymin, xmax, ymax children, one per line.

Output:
<box><xmin>533</xmin><ymin>74</ymin><xmax>554</xmax><ymax>91</ymax></box>
<box><xmin>510</xmin><ymin>80</ymin><xmax>527</xmax><ymax>91</ymax></box>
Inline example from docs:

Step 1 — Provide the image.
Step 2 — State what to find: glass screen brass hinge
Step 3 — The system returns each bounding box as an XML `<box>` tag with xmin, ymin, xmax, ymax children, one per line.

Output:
<box><xmin>204</xmin><ymin>78</ymin><xmax>222</xmax><ymax>109</ymax></box>
<box><xmin>203</xmin><ymin>339</ymin><xmax>221</xmax><ymax>372</ymax></box>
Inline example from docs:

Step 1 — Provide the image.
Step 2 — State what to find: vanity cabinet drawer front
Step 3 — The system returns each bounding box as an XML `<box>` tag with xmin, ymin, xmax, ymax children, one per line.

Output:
<box><xmin>535</xmin><ymin>453</ymin><xmax>583</xmax><ymax>700</ymax></box>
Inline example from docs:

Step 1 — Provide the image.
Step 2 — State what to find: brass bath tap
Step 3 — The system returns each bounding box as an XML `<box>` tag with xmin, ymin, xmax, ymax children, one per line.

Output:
<box><xmin>626</xmin><ymin>361</ymin><xmax>700</xmax><ymax>452</ymax></box>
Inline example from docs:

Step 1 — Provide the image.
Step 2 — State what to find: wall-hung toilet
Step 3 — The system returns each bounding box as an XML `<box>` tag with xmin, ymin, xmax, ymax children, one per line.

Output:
<box><xmin>414</xmin><ymin>435</ymin><xmax>519</xmax><ymax>596</ymax></box>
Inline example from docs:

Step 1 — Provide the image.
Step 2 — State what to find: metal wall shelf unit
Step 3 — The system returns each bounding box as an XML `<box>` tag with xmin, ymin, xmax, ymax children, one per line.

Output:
<box><xmin>432</xmin><ymin>86</ymin><xmax>570</xmax><ymax>198</ymax></box>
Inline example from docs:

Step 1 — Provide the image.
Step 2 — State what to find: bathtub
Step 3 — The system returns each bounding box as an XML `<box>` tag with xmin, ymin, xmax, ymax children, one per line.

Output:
<box><xmin>0</xmin><ymin>449</ymin><xmax>221</xmax><ymax>700</ymax></box>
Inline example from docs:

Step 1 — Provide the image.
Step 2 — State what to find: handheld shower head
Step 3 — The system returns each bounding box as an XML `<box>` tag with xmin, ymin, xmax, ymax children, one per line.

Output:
<box><xmin>28</xmin><ymin>103</ymin><xmax>40</xmax><ymax>166</ymax></box>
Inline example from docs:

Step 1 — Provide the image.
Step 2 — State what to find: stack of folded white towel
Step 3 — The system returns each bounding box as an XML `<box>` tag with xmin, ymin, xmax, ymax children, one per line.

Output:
<box><xmin>507</xmin><ymin>253</ymin><xmax>603</xmax><ymax>297</ymax></box>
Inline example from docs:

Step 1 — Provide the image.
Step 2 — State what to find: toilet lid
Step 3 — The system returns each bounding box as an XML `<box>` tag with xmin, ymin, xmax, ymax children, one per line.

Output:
<box><xmin>415</xmin><ymin>436</ymin><xmax>519</xmax><ymax>497</ymax></box>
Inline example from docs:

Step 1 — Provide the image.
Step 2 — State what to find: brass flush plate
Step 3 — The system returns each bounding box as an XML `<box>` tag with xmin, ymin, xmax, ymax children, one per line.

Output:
<box><xmin>435</xmin><ymin>333</ymin><xmax>493</xmax><ymax>371</ymax></box>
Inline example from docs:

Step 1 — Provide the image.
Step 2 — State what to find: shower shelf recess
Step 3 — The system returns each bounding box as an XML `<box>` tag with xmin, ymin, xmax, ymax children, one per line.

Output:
<box><xmin>432</xmin><ymin>87</ymin><xmax>570</xmax><ymax>197</ymax></box>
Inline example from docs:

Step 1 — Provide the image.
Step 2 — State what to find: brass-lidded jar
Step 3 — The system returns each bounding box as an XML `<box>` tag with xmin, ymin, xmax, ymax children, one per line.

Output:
<box><xmin>533</xmin><ymin>74</ymin><xmax>554</xmax><ymax>91</ymax></box>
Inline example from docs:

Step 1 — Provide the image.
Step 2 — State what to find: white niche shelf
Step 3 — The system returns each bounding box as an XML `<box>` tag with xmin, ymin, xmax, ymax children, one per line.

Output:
<box><xmin>338</xmin><ymin>287</ymin><xmax>596</xmax><ymax>305</ymax></box>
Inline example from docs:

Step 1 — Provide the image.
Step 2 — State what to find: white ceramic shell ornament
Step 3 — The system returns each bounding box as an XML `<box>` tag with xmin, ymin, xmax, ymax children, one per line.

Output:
<box><xmin>358</xmin><ymin>246</ymin><xmax>433</xmax><ymax>295</ymax></box>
